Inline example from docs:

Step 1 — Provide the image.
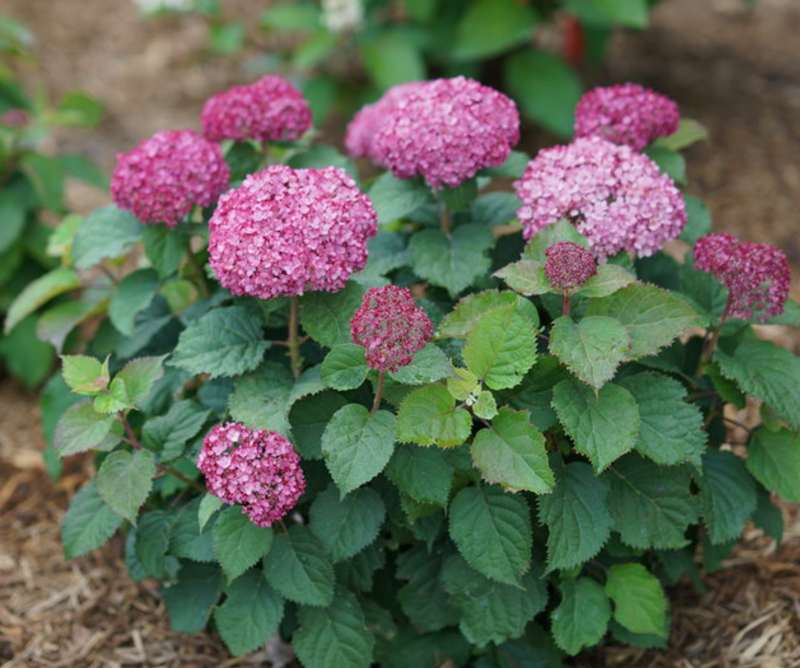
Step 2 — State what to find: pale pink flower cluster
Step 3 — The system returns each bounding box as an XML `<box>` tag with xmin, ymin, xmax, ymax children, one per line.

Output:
<box><xmin>208</xmin><ymin>165</ymin><xmax>377</xmax><ymax>299</ymax></box>
<box><xmin>575</xmin><ymin>83</ymin><xmax>679</xmax><ymax>151</ymax></box>
<box><xmin>351</xmin><ymin>286</ymin><xmax>433</xmax><ymax>372</ymax></box>
<box><xmin>694</xmin><ymin>233</ymin><xmax>790</xmax><ymax>322</ymax></box>
<box><xmin>198</xmin><ymin>423</ymin><xmax>305</xmax><ymax>528</ymax></box>
<box><xmin>347</xmin><ymin>76</ymin><xmax>519</xmax><ymax>189</ymax></box>
<box><xmin>200</xmin><ymin>75</ymin><xmax>313</xmax><ymax>144</ymax></box>
<box><xmin>514</xmin><ymin>136</ymin><xmax>687</xmax><ymax>260</ymax></box>
<box><xmin>545</xmin><ymin>241</ymin><xmax>597</xmax><ymax>293</ymax></box>
<box><xmin>111</xmin><ymin>129</ymin><xmax>229</xmax><ymax>227</ymax></box>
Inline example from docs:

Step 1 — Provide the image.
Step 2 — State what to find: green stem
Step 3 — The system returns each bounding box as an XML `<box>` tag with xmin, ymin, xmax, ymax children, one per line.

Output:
<box><xmin>562</xmin><ymin>293</ymin><xmax>571</xmax><ymax>318</ymax></box>
<box><xmin>371</xmin><ymin>371</ymin><xmax>385</xmax><ymax>413</ymax></box>
<box><xmin>288</xmin><ymin>295</ymin><xmax>303</xmax><ymax>379</ymax></box>
<box><xmin>119</xmin><ymin>413</ymin><xmax>142</xmax><ymax>450</ymax></box>
<box><xmin>439</xmin><ymin>201</ymin><xmax>451</xmax><ymax>235</ymax></box>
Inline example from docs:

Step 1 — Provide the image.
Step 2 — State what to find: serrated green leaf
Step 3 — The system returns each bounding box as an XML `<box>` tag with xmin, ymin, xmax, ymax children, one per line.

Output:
<box><xmin>523</xmin><ymin>220</ymin><xmax>590</xmax><ymax>262</ymax></box>
<box><xmin>322</xmin><ymin>405</ymin><xmax>395</xmax><ymax>495</ymax></box>
<box><xmin>395</xmin><ymin>384</ymin><xmax>472</xmax><ymax>448</ymax></box>
<box><xmin>605</xmin><ymin>563</ymin><xmax>667</xmax><ymax>636</ymax></box>
<box><xmin>141</xmin><ymin>224</ymin><xmax>187</xmax><ymax>278</ymax></box>
<box><xmin>212</xmin><ymin>505</ymin><xmax>273</xmax><ymax>582</ymax></box>
<box><xmin>438</xmin><ymin>290</ymin><xmax>521</xmax><ymax>338</ymax></box>
<box><xmin>96</xmin><ymin>449</ymin><xmax>155</xmax><ymax>523</ymax></box>
<box><xmin>54</xmin><ymin>402</ymin><xmax>118</xmax><ymax>456</ymax></box>
<box><xmin>679</xmin><ymin>194</ymin><xmax>712</xmax><ymax>245</ymax></box>
<box><xmin>108</xmin><ymin>268</ymin><xmax>159</xmax><ymax>336</ymax></box>
<box><xmin>448</xmin><ymin>485</ymin><xmax>531</xmax><ymax>585</ymax></box>
<box><xmin>552</xmin><ymin>379</ymin><xmax>639</xmax><ymax>472</ymax></box>
<box><xmin>0</xmin><ymin>190</ymin><xmax>26</xmax><ymax>253</ymax></box>
<box><xmin>549</xmin><ymin>316</ymin><xmax>629</xmax><ymax>390</ymax></box>
<box><xmin>92</xmin><ymin>377</ymin><xmax>131</xmax><ymax>413</ymax></box>
<box><xmin>470</xmin><ymin>408</ymin><xmax>553</xmax><ymax>493</ymax></box>
<box><xmin>551</xmin><ymin>577</ymin><xmax>611</xmax><ymax>655</ymax></box>
<box><xmin>142</xmin><ymin>400</ymin><xmax>210</xmax><ymax>461</ymax></box>
<box><xmin>747</xmin><ymin>427</ymin><xmax>800</xmax><ymax>503</ymax></box>
<box><xmin>169</xmin><ymin>498</ymin><xmax>216</xmax><ymax>562</ymax></box>
<box><xmin>538</xmin><ymin>459</ymin><xmax>611</xmax><ymax>571</ymax></box>
<box><xmin>228</xmin><ymin>362</ymin><xmax>293</xmax><ymax>436</ymax></box>
<box><xmin>396</xmin><ymin>545</ymin><xmax>460</xmax><ymax>632</ymax></box>
<box><xmin>263</xmin><ymin>525</ymin><xmax>335</xmax><ymax>607</ymax></box>
<box><xmin>61</xmin><ymin>481</ymin><xmax>124</xmax><ymax>559</ymax></box>
<box><xmin>136</xmin><ymin>509</ymin><xmax>174</xmax><ymax>579</ymax></box>
<box><xmin>72</xmin><ymin>205</ymin><xmax>143</xmax><ymax>269</ymax></box>
<box><xmin>575</xmin><ymin>264</ymin><xmax>636</xmax><ymax>298</ymax></box>
<box><xmin>494</xmin><ymin>259</ymin><xmax>552</xmax><ymax>296</ymax></box>
<box><xmin>162</xmin><ymin>562</ymin><xmax>222</xmax><ymax>633</ymax></box>
<box><xmin>699</xmin><ymin>449</ymin><xmax>757</xmax><ymax>545</ymax></box>
<box><xmin>471</xmin><ymin>191</ymin><xmax>521</xmax><ymax>225</ymax></box>
<box><xmin>214</xmin><ymin>570</ymin><xmax>284</xmax><ymax>656</ymax></box>
<box><xmin>385</xmin><ymin>444</ymin><xmax>453</xmax><ymax>507</ymax></box>
<box><xmin>368</xmin><ymin>172</ymin><xmax>432</xmax><ymax>225</ymax></box>
<box><xmin>115</xmin><ymin>355</ymin><xmax>167</xmax><ymax>405</ymax></box>
<box><xmin>321</xmin><ymin>344</ymin><xmax>369</xmax><ymax>390</ymax></box>
<box><xmin>61</xmin><ymin>354</ymin><xmax>108</xmax><ymax>395</ymax></box>
<box><xmin>198</xmin><ymin>494</ymin><xmax>224</xmax><ymax>533</ymax></box>
<box><xmin>472</xmin><ymin>390</ymin><xmax>498</xmax><ymax>420</ymax></box>
<box><xmin>4</xmin><ymin>267</ymin><xmax>81</xmax><ymax>333</ymax></box>
<box><xmin>446</xmin><ymin>367</ymin><xmax>479</xmax><ymax>401</ymax></box>
<box><xmin>309</xmin><ymin>486</ymin><xmax>386</xmax><ymax>563</ymax></box>
<box><xmin>388</xmin><ymin>343</ymin><xmax>452</xmax><ymax>385</ymax></box>
<box><xmin>300</xmin><ymin>281</ymin><xmax>365</xmax><ymax>348</ymax></box>
<box><xmin>289</xmin><ymin>390</ymin><xmax>348</xmax><ymax>459</ymax></box>
<box><xmin>501</xmin><ymin>355</ymin><xmax>569</xmax><ymax>432</ymax></box>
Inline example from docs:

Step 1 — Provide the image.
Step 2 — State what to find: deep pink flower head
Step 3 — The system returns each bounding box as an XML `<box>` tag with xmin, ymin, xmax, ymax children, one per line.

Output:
<box><xmin>575</xmin><ymin>83</ymin><xmax>679</xmax><ymax>151</ymax></box>
<box><xmin>198</xmin><ymin>423</ymin><xmax>305</xmax><ymax>528</ymax></box>
<box><xmin>694</xmin><ymin>233</ymin><xmax>790</xmax><ymax>322</ymax></box>
<box><xmin>514</xmin><ymin>136</ymin><xmax>686</xmax><ymax>260</ymax></box>
<box><xmin>1</xmin><ymin>109</ymin><xmax>29</xmax><ymax>128</ymax></box>
<box><xmin>201</xmin><ymin>75</ymin><xmax>313</xmax><ymax>143</ymax></box>
<box><xmin>209</xmin><ymin>165</ymin><xmax>377</xmax><ymax>299</ymax></box>
<box><xmin>351</xmin><ymin>286</ymin><xmax>434</xmax><ymax>372</ymax></box>
<box><xmin>545</xmin><ymin>241</ymin><xmax>597</xmax><ymax>292</ymax></box>
<box><xmin>111</xmin><ymin>129</ymin><xmax>229</xmax><ymax>227</ymax></box>
<box><xmin>369</xmin><ymin>76</ymin><xmax>520</xmax><ymax>189</ymax></box>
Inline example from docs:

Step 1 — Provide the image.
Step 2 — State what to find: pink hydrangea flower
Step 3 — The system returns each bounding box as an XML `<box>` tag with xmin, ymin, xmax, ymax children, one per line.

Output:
<box><xmin>694</xmin><ymin>233</ymin><xmax>790</xmax><ymax>322</ymax></box>
<box><xmin>545</xmin><ymin>241</ymin><xmax>597</xmax><ymax>292</ymax></box>
<box><xmin>351</xmin><ymin>286</ymin><xmax>433</xmax><ymax>372</ymax></box>
<box><xmin>111</xmin><ymin>129</ymin><xmax>229</xmax><ymax>227</ymax></box>
<box><xmin>1</xmin><ymin>109</ymin><xmax>29</xmax><ymax>128</ymax></box>
<box><xmin>575</xmin><ymin>83</ymin><xmax>680</xmax><ymax>151</ymax></box>
<box><xmin>208</xmin><ymin>165</ymin><xmax>377</xmax><ymax>299</ymax></box>
<box><xmin>197</xmin><ymin>423</ymin><xmax>305</xmax><ymax>528</ymax></box>
<box><xmin>514</xmin><ymin>136</ymin><xmax>687</xmax><ymax>260</ymax></box>
<box><xmin>368</xmin><ymin>76</ymin><xmax>520</xmax><ymax>189</ymax></box>
<box><xmin>200</xmin><ymin>75</ymin><xmax>313</xmax><ymax>143</ymax></box>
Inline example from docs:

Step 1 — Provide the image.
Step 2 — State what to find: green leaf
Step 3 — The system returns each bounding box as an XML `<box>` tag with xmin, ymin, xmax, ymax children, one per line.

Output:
<box><xmin>214</xmin><ymin>571</ymin><xmax>284</xmax><ymax>656</ymax></box>
<box><xmin>61</xmin><ymin>481</ymin><xmax>123</xmax><ymax>558</ymax></box>
<box><xmin>538</xmin><ymin>459</ymin><xmax>611</xmax><ymax>570</ymax></box>
<box><xmin>571</xmin><ymin>0</ymin><xmax>648</xmax><ymax>27</ymax></box>
<box><xmin>654</xmin><ymin>118</ymin><xmax>709</xmax><ymax>152</ymax></box>
<box><xmin>287</xmin><ymin>145</ymin><xmax>359</xmax><ymax>183</ymax></box>
<box><xmin>397</xmin><ymin>546</ymin><xmax>460</xmax><ymax>632</ymax></box>
<box><xmin>361</xmin><ymin>31</ymin><xmax>425</xmax><ymax>90</ymax></box>
<box><xmin>322</xmin><ymin>405</ymin><xmax>395</xmax><ymax>495</ymax></box>
<box><xmin>92</xmin><ymin>377</ymin><xmax>131</xmax><ymax>414</ymax></box>
<box><xmin>289</xmin><ymin>390</ymin><xmax>348</xmax><ymax>459</ymax></box>
<box><xmin>54</xmin><ymin>402</ymin><xmax>118</xmax><ymax>456</ymax></box>
<box><xmin>96</xmin><ymin>449</ymin><xmax>156</xmax><ymax>523</ymax></box>
<box><xmin>699</xmin><ymin>449</ymin><xmax>757</xmax><ymax>545</ymax></box>
<box><xmin>410</xmin><ymin>225</ymin><xmax>494</xmax><ymax>297</ymax></box>
<box><xmin>605</xmin><ymin>563</ymin><xmax>667</xmax><ymax>636</ymax></box>
<box><xmin>55</xmin><ymin>91</ymin><xmax>104</xmax><ymax>127</ymax></box>
<box><xmin>495</xmin><ymin>260</ymin><xmax>552</xmax><ymax>296</ymax></box>
<box><xmin>72</xmin><ymin>205</ymin><xmax>144</xmax><ymax>269</ymax></box>
<box><xmin>37</xmin><ymin>299</ymin><xmax>107</xmax><ymax>353</ymax></box>
<box><xmin>523</xmin><ymin>220</ymin><xmax>590</xmax><ymax>262</ymax></box>
<box><xmin>551</xmin><ymin>578</ymin><xmax>611</xmax><ymax>655</ymax></box>
<box><xmin>61</xmin><ymin>354</ymin><xmax>109</xmax><ymax>395</ymax></box>
<box><xmin>228</xmin><ymin>362</ymin><xmax>293</xmax><ymax>436</ymax></box>
<box><xmin>212</xmin><ymin>505</ymin><xmax>274</xmax><ymax>582</ymax></box>
<box><xmin>0</xmin><ymin>314</ymin><xmax>55</xmax><ymax>388</ymax></box>
<box><xmin>438</xmin><ymin>290</ymin><xmax>520</xmax><ymax>338</ymax></box>
<box><xmin>136</xmin><ymin>510</ymin><xmax>174</xmax><ymax>578</ymax></box>
<box><xmin>263</xmin><ymin>525</ymin><xmax>335</xmax><ymax>607</ymax></box>
<box><xmin>643</xmin><ymin>146</ymin><xmax>686</xmax><ymax>184</ymax></box>
<box><xmin>321</xmin><ymin>344</ymin><xmax>369</xmax><ymax>390</ymax></box>
<box><xmin>471</xmin><ymin>191</ymin><xmax>521</xmax><ymax>226</ymax></box>
<box><xmin>169</xmin><ymin>498</ymin><xmax>216</xmax><ymax>562</ymax></box>
<box><xmin>4</xmin><ymin>267</ymin><xmax>80</xmax><ymax>333</ymax></box>
<box><xmin>108</xmin><ymin>269</ymin><xmax>159</xmax><ymax>336</ymax></box>
<box><xmin>504</xmin><ymin>51</ymin><xmax>582</xmax><ymax>137</ymax></box>
<box><xmin>367</xmin><ymin>172</ymin><xmax>432</xmax><ymax>225</ymax></box>
<box><xmin>575</xmin><ymin>265</ymin><xmax>636</xmax><ymax>298</ymax></box>
<box><xmin>473</xmin><ymin>390</ymin><xmax>498</xmax><ymax>420</ymax></box>
<box><xmin>549</xmin><ymin>316</ymin><xmax>630</xmax><ymax>391</ymax></box>
<box><xmin>309</xmin><ymin>486</ymin><xmax>386</xmax><ymax>563</ymax></box>
<box><xmin>0</xmin><ymin>190</ymin><xmax>26</xmax><ymax>253</ymax></box>
<box><xmin>198</xmin><ymin>494</ymin><xmax>223</xmax><ymax>533</ymax></box>
<box><xmin>395</xmin><ymin>384</ymin><xmax>472</xmax><ymax>448</ymax></box>
<box><xmin>448</xmin><ymin>485</ymin><xmax>531</xmax><ymax>585</ymax></box>
<box><xmin>142</xmin><ymin>400</ymin><xmax>210</xmax><ymax>461</ymax></box>
<box><xmin>162</xmin><ymin>562</ymin><xmax>222</xmax><ymax>633</ymax></box>
<box><xmin>463</xmin><ymin>304</ymin><xmax>538</xmax><ymax>390</ymax></box>
<box><xmin>470</xmin><ymin>407</ymin><xmax>553</xmax><ymax>493</ymax></box>
<box><xmin>453</xmin><ymin>0</ymin><xmax>536</xmax><ymax>60</ymax></box>
<box><xmin>500</xmin><ymin>355</ymin><xmax>568</xmax><ymax>432</ymax></box>
<box><xmin>21</xmin><ymin>154</ymin><xmax>64</xmax><ymax>211</ymax></box>
<box><xmin>618</xmin><ymin>372</ymin><xmax>706</xmax><ymax>466</ymax></box>
<box><xmin>301</xmin><ymin>281</ymin><xmax>365</xmax><ymax>348</ymax></box>
<box><xmin>586</xmin><ymin>284</ymin><xmax>702</xmax><ymax>360</ymax></box>
<box><xmin>115</xmin><ymin>355</ymin><xmax>167</xmax><ymax>405</ymax></box>
<box><xmin>715</xmin><ymin>340</ymin><xmax>800</xmax><ymax>431</ymax></box>
<box><xmin>294</xmin><ymin>588</ymin><xmax>374</xmax><ymax>668</ymax></box>
<box><xmin>141</xmin><ymin>224</ymin><xmax>187</xmax><ymax>278</ymax></box>
<box><xmin>171</xmin><ymin>306</ymin><xmax>268</xmax><ymax>378</ymax></box>
<box><xmin>385</xmin><ymin>444</ymin><xmax>453</xmax><ymax>506</ymax></box>
<box><xmin>57</xmin><ymin>153</ymin><xmax>109</xmax><ymax>189</ymax></box>
<box><xmin>747</xmin><ymin>427</ymin><xmax>800</xmax><ymax>503</ymax></box>
<box><xmin>479</xmin><ymin>150</ymin><xmax>532</xmax><ymax>179</ymax></box>
<box><xmin>388</xmin><ymin>343</ymin><xmax>452</xmax><ymax>385</ymax></box>
<box><xmin>605</xmin><ymin>454</ymin><xmax>699</xmax><ymax>549</ymax></box>
<box><xmin>679</xmin><ymin>194</ymin><xmax>712</xmax><ymax>245</ymax></box>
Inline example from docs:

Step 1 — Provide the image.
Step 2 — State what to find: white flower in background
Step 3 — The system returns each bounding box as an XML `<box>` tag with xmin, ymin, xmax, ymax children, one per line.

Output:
<box><xmin>321</xmin><ymin>0</ymin><xmax>363</xmax><ymax>33</ymax></box>
<box><xmin>131</xmin><ymin>0</ymin><xmax>193</xmax><ymax>14</ymax></box>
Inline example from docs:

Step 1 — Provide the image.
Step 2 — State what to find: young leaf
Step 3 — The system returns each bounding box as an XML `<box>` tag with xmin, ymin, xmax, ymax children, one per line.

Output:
<box><xmin>538</xmin><ymin>459</ymin><xmax>611</xmax><ymax>571</ymax></box>
<box><xmin>54</xmin><ymin>402</ymin><xmax>118</xmax><ymax>456</ymax></box>
<box><xmin>551</xmin><ymin>379</ymin><xmax>640</xmax><ymax>472</ymax></box>
<box><xmin>549</xmin><ymin>316</ymin><xmax>630</xmax><ymax>391</ymax></box>
<box><xmin>448</xmin><ymin>485</ymin><xmax>531</xmax><ymax>585</ymax></box>
<box><xmin>605</xmin><ymin>563</ymin><xmax>668</xmax><ymax>637</ymax></box>
<box><xmin>470</xmin><ymin>407</ymin><xmax>553</xmax><ymax>493</ymax></box>
<box><xmin>214</xmin><ymin>570</ymin><xmax>284</xmax><ymax>656</ymax></box>
<box><xmin>321</xmin><ymin>344</ymin><xmax>369</xmax><ymax>390</ymax></box>
<box><xmin>699</xmin><ymin>449</ymin><xmax>757</xmax><ymax>545</ymax></box>
<box><xmin>472</xmin><ymin>390</ymin><xmax>498</xmax><ymax>420</ymax></box>
<box><xmin>61</xmin><ymin>354</ymin><xmax>109</xmax><ymax>395</ymax></box>
<box><xmin>96</xmin><ymin>449</ymin><xmax>156</xmax><ymax>523</ymax></box>
<box><xmin>263</xmin><ymin>525</ymin><xmax>335</xmax><ymax>607</ymax></box>
<box><xmin>747</xmin><ymin>427</ymin><xmax>800</xmax><ymax>504</ymax></box>
<box><xmin>162</xmin><ymin>562</ymin><xmax>222</xmax><ymax>633</ymax></box>
<box><xmin>385</xmin><ymin>444</ymin><xmax>454</xmax><ymax>507</ymax></box>
<box><xmin>494</xmin><ymin>259</ymin><xmax>552</xmax><ymax>296</ymax></box>
<box><xmin>115</xmin><ymin>355</ymin><xmax>167</xmax><ymax>405</ymax></box>
<box><xmin>212</xmin><ymin>506</ymin><xmax>274</xmax><ymax>582</ymax></box>
<box><xmin>61</xmin><ymin>481</ymin><xmax>124</xmax><ymax>559</ymax></box>
<box><xmin>551</xmin><ymin>578</ymin><xmax>611</xmax><ymax>655</ymax></box>
<box><xmin>575</xmin><ymin>265</ymin><xmax>636</xmax><ymax>298</ymax></box>
<box><xmin>388</xmin><ymin>343</ymin><xmax>452</xmax><ymax>386</ymax></box>
<box><xmin>322</xmin><ymin>405</ymin><xmax>395</xmax><ymax>495</ymax></box>
<box><xmin>108</xmin><ymin>268</ymin><xmax>159</xmax><ymax>336</ymax></box>
<box><xmin>395</xmin><ymin>384</ymin><xmax>472</xmax><ymax>448</ymax></box>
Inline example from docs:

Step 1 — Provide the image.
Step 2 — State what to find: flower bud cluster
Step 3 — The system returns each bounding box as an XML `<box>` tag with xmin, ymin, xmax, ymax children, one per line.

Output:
<box><xmin>544</xmin><ymin>241</ymin><xmax>597</xmax><ymax>292</ymax></box>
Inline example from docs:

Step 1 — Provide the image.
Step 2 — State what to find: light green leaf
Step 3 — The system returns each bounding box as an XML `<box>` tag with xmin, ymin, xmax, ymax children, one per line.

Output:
<box><xmin>96</xmin><ymin>450</ymin><xmax>155</xmax><ymax>523</ymax></box>
<box><xmin>263</xmin><ymin>526</ymin><xmax>335</xmax><ymax>607</ymax></box>
<box><xmin>453</xmin><ymin>0</ymin><xmax>536</xmax><ymax>60</ymax></box>
<box><xmin>699</xmin><ymin>449</ymin><xmax>757</xmax><ymax>545</ymax></box>
<box><xmin>72</xmin><ymin>204</ymin><xmax>144</xmax><ymax>269</ymax></box>
<box><xmin>472</xmin><ymin>390</ymin><xmax>498</xmax><ymax>420</ymax></box>
<box><xmin>747</xmin><ymin>427</ymin><xmax>800</xmax><ymax>504</ymax></box>
<box><xmin>115</xmin><ymin>355</ymin><xmax>167</xmax><ymax>405</ymax></box>
<box><xmin>61</xmin><ymin>481</ymin><xmax>124</xmax><ymax>558</ymax></box>
<box><xmin>4</xmin><ymin>267</ymin><xmax>80</xmax><ymax>334</ymax></box>
<box><xmin>93</xmin><ymin>377</ymin><xmax>131</xmax><ymax>414</ymax></box>
<box><xmin>523</xmin><ymin>220</ymin><xmax>590</xmax><ymax>262</ymax></box>
<box><xmin>551</xmin><ymin>578</ymin><xmax>611</xmax><ymax>655</ymax></box>
<box><xmin>361</xmin><ymin>31</ymin><xmax>425</xmax><ymax>90</ymax></box>
<box><xmin>605</xmin><ymin>564</ymin><xmax>668</xmax><ymax>636</ymax></box>
<box><xmin>108</xmin><ymin>268</ymin><xmax>159</xmax><ymax>336</ymax></box>
<box><xmin>494</xmin><ymin>259</ymin><xmax>552</xmax><ymax>296</ymax></box>
<box><xmin>212</xmin><ymin>505</ymin><xmax>274</xmax><ymax>582</ymax></box>
<box><xmin>301</xmin><ymin>281</ymin><xmax>365</xmax><ymax>349</ymax></box>
<box><xmin>654</xmin><ymin>118</ymin><xmax>709</xmax><ymax>152</ymax></box>
<box><xmin>437</xmin><ymin>290</ymin><xmax>521</xmax><ymax>338</ymax></box>
<box><xmin>368</xmin><ymin>172</ymin><xmax>432</xmax><ymax>225</ymax></box>
<box><xmin>54</xmin><ymin>402</ymin><xmax>118</xmax><ymax>456</ymax></box>
<box><xmin>395</xmin><ymin>384</ymin><xmax>472</xmax><ymax>448</ymax></box>
<box><xmin>388</xmin><ymin>343</ymin><xmax>452</xmax><ymax>385</ymax></box>
<box><xmin>61</xmin><ymin>354</ymin><xmax>109</xmax><ymax>395</ymax></box>
<box><xmin>575</xmin><ymin>265</ymin><xmax>636</xmax><ymax>298</ymax></box>
<box><xmin>321</xmin><ymin>344</ymin><xmax>369</xmax><ymax>390</ymax></box>
<box><xmin>385</xmin><ymin>444</ymin><xmax>453</xmax><ymax>507</ymax></box>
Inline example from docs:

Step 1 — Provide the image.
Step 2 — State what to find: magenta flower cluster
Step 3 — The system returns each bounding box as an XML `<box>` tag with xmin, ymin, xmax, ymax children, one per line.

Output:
<box><xmin>694</xmin><ymin>233</ymin><xmax>790</xmax><ymax>322</ymax></box>
<box><xmin>575</xmin><ymin>83</ymin><xmax>680</xmax><ymax>151</ymax></box>
<box><xmin>111</xmin><ymin>129</ymin><xmax>229</xmax><ymax>227</ymax></box>
<box><xmin>200</xmin><ymin>75</ymin><xmax>313</xmax><ymax>144</ymax></box>
<box><xmin>545</xmin><ymin>241</ymin><xmax>597</xmax><ymax>293</ymax></box>
<box><xmin>208</xmin><ymin>165</ymin><xmax>377</xmax><ymax>300</ymax></box>
<box><xmin>514</xmin><ymin>136</ymin><xmax>687</xmax><ymax>261</ymax></box>
<box><xmin>198</xmin><ymin>423</ymin><xmax>305</xmax><ymax>527</ymax></box>
<box><xmin>346</xmin><ymin>76</ymin><xmax>520</xmax><ymax>189</ymax></box>
<box><xmin>351</xmin><ymin>286</ymin><xmax>434</xmax><ymax>372</ymax></box>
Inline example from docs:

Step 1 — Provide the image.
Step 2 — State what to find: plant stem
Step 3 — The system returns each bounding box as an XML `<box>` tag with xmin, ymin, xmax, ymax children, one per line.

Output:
<box><xmin>562</xmin><ymin>293</ymin><xmax>571</xmax><ymax>318</ymax></box>
<box><xmin>371</xmin><ymin>371</ymin><xmax>385</xmax><ymax>413</ymax></box>
<box><xmin>288</xmin><ymin>295</ymin><xmax>303</xmax><ymax>379</ymax></box>
<box><xmin>163</xmin><ymin>466</ymin><xmax>206</xmax><ymax>493</ymax></box>
<box><xmin>119</xmin><ymin>413</ymin><xmax>142</xmax><ymax>450</ymax></box>
<box><xmin>186</xmin><ymin>251</ymin><xmax>210</xmax><ymax>298</ymax></box>
<box><xmin>439</xmin><ymin>202</ymin><xmax>451</xmax><ymax>235</ymax></box>
<box><xmin>699</xmin><ymin>293</ymin><xmax>732</xmax><ymax>370</ymax></box>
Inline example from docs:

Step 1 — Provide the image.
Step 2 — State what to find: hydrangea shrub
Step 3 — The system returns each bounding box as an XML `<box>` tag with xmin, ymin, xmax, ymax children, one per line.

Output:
<box><xmin>26</xmin><ymin>76</ymin><xmax>800</xmax><ymax>668</ymax></box>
